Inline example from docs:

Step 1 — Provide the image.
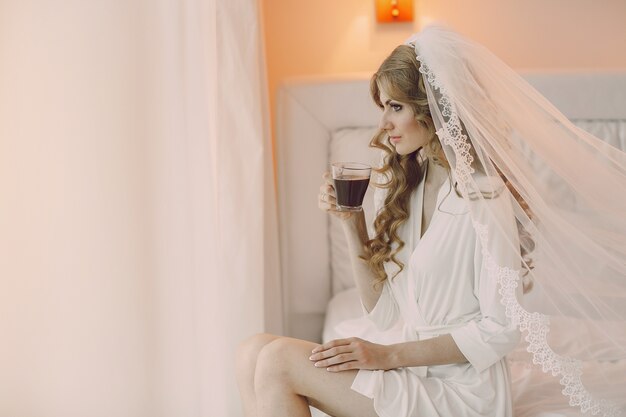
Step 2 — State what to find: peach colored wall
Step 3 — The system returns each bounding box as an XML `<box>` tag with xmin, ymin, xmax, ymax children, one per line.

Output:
<box><xmin>262</xmin><ymin>0</ymin><xmax>626</xmax><ymax>119</ymax></box>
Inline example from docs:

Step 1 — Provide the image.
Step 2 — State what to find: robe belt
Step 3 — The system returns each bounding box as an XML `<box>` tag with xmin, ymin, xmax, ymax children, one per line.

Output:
<box><xmin>404</xmin><ymin>322</ymin><xmax>467</xmax><ymax>377</ymax></box>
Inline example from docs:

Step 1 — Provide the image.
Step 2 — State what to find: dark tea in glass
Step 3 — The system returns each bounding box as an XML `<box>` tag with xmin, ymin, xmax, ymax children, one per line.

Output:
<box><xmin>331</xmin><ymin>162</ymin><xmax>371</xmax><ymax>211</ymax></box>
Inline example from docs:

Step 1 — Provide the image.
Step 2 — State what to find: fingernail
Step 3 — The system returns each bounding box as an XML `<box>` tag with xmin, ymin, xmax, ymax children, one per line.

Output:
<box><xmin>308</xmin><ymin>355</ymin><xmax>314</xmax><ymax>360</ymax></box>
<box><xmin>314</xmin><ymin>362</ymin><xmax>321</xmax><ymax>367</ymax></box>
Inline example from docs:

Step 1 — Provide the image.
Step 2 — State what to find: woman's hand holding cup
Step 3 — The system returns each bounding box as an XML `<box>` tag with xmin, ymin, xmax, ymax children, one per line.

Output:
<box><xmin>318</xmin><ymin>172</ymin><xmax>358</xmax><ymax>221</ymax></box>
<box><xmin>319</xmin><ymin>162</ymin><xmax>371</xmax><ymax>221</ymax></box>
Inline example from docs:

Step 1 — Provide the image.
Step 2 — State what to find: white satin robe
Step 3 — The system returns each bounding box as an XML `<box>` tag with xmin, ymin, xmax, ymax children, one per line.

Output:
<box><xmin>350</xmin><ymin>171</ymin><xmax>522</xmax><ymax>417</ymax></box>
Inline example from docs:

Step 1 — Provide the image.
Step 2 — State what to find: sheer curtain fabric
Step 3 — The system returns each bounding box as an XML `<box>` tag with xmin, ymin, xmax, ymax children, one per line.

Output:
<box><xmin>0</xmin><ymin>1</ymin><xmax>277</xmax><ymax>416</ymax></box>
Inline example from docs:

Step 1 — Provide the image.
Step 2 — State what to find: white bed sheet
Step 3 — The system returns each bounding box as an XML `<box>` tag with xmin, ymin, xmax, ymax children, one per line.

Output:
<box><xmin>310</xmin><ymin>288</ymin><xmax>626</xmax><ymax>417</ymax></box>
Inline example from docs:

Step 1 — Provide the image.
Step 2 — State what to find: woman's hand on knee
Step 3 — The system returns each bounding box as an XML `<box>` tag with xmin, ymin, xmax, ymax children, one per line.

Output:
<box><xmin>308</xmin><ymin>337</ymin><xmax>395</xmax><ymax>372</ymax></box>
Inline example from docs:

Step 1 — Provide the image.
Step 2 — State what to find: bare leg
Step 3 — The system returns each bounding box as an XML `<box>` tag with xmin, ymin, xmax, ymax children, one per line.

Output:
<box><xmin>255</xmin><ymin>337</ymin><xmax>379</xmax><ymax>417</ymax></box>
<box><xmin>236</xmin><ymin>333</ymin><xmax>281</xmax><ymax>417</ymax></box>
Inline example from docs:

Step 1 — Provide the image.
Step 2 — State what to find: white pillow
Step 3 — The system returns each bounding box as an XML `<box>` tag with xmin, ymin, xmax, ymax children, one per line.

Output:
<box><xmin>322</xmin><ymin>287</ymin><xmax>364</xmax><ymax>343</ymax></box>
<box><xmin>328</xmin><ymin>127</ymin><xmax>381</xmax><ymax>294</ymax></box>
<box><xmin>322</xmin><ymin>287</ymin><xmax>406</xmax><ymax>344</ymax></box>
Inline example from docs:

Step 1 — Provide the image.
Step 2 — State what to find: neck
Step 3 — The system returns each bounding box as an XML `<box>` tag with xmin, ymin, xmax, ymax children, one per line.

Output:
<box><xmin>425</xmin><ymin>158</ymin><xmax>449</xmax><ymax>185</ymax></box>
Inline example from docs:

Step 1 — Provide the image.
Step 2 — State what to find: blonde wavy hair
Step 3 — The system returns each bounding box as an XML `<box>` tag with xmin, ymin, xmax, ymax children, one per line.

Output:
<box><xmin>364</xmin><ymin>45</ymin><xmax>534</xmax><ymax>291</ymax></box>
<box><xmin>364</xmin><ymin>45</ymin><xmax>437</xmax><ymax>287</ymax></box>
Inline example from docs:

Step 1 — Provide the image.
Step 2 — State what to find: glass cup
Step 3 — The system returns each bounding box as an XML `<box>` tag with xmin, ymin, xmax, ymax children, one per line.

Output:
<box><xmin>331</xmin><ymin>162</ymin><xmax>371</xmax><ymax>211</ymax></box>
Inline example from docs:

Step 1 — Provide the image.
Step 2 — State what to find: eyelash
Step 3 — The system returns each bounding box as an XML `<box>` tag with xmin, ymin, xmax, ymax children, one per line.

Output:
<box><xmin>379</xmin><ymin>102</ymin><xmax>403</xmax><ymax>112</ymax></box>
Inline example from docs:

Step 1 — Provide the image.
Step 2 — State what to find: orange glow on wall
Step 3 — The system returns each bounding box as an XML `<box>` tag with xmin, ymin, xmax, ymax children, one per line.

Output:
<box><xmin>376</xmin><ymin>0</ymin><xmax>413</xmax><ymax>23</ymax></box>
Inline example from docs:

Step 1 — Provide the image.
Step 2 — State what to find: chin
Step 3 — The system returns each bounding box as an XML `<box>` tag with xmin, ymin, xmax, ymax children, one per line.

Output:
<box><xmin>394</xmin><ymin>144</ymin><xmax>421</xmax><ymax>156</ymax></box>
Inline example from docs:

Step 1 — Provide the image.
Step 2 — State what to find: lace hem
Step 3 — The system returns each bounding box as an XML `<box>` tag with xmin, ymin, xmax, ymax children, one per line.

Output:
<box><xmin>474</xmin><ymin>221</ymin><xmax>620</xmax><ymax>417</ymax></box>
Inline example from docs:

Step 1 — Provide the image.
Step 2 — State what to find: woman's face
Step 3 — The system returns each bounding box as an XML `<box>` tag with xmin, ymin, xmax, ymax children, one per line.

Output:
<box><xmin>378</xmin><ymin>86</ymin><xmax>431</xmax><ymax>156</ymax></box>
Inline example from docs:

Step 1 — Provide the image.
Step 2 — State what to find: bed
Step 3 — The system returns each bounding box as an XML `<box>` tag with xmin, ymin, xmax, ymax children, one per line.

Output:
<box><xmin>275</xmin><ymin>72</ymin><xmax>626</xmax><ymax>416</ymax></box>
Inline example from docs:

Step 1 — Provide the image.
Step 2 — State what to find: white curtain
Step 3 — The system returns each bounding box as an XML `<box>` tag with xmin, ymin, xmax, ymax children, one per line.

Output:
<box><xmin>0</xmin><ymin>1</ymin><xmax>279</xmax><ymax>416</ymax></box>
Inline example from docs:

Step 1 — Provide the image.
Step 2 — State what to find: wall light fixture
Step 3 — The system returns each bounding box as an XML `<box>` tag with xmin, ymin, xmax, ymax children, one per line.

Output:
<box><xmin>375</xmin><ymin>0</ymin><xmax>413</xmax><ymax>23</ymax></box>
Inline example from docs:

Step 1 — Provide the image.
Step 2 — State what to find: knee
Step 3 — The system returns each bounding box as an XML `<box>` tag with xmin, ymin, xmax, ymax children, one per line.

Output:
<box><xmin>235</xmin><ymin>333</ymin><xmax>279</xmax><ymax>377</ymax></box>
<box><xmin>254</xmin><ymin>337</ymin><xmax>295</xmax><ymax>388</ymax></box>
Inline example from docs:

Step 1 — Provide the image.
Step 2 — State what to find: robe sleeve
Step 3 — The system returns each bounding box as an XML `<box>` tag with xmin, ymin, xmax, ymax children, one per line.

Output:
<box><xmin>450</xmin><ymin>193</ymin><xmax>522</xmax><ymax>373</ymax></box>
<box><xmin>362</xmin><ymin>280</ymin><xmax>400</xmax><ymax>331</ymax></box>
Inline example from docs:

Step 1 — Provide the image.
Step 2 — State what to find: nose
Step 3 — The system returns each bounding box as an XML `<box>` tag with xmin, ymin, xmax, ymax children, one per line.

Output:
<box><xmin>379</xmin><ymin>112</ymin><xmax>392</xmax><ymax>131</ymax></box>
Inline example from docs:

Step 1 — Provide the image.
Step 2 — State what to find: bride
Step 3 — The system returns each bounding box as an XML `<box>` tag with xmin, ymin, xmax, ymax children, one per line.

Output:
<box><xmin>235</xmin><ymin>25</ymin><xmax>626</xmax><ymax>417</ymax></box>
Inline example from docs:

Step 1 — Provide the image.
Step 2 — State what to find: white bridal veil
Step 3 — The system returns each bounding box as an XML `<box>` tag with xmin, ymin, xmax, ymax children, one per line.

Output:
<box><xmin>405</xmin><ymin>26</ymin><xmax>626</xmax><ymax>416</ymax></box>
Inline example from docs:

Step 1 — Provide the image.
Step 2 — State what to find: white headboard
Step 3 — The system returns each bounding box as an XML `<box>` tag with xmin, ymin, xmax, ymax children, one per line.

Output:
<box><xmin>276</xmin><ymin>71</ymin><xmax>626</xmax><ymax>342</ymax></box>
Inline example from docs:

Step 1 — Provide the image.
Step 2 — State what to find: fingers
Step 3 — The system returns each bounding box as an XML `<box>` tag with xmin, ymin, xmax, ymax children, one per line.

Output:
<box><xmin>309</xmin><ymin>346</ymin><xmax>356</xmax><ymax>370</ymax></box>
<box><xmin>318</xmin><ymin>173</ymin><xmax>338</xmax><ymax>210</ymax></box>
<box><xmin>309</xmin><ymin>338</ymin><xmax>365</xmax><ymax>372</ymax></box>
<box><xmin>318</xmin><ymin>188</ymin><xmax>336</xmax><ymax>205</ymax></box>
<box><xmin>309</xmin><ymin>345</ymin><xmax>352</xmax><ymax>361</ymax></box>
<box><xmin>322</xmin><ymin>171</ymin><xmax>333</xmax><ymax>185</ymax></box>
<box><xmin>311</xmin><ymin>338</ymin><xmax>355</xmax><ymax>354</ymax></box>
<box><xmin>318</xmin><ymin>172</ymin><xmax>356</xmax><ymax>220</ymax></box>
<box><xmin>309</xmin><ymin>338</ymin><xmax>360</xmax><ymax>370</ymax></box>
<box><xmin>326</xmin><ymin>361</ymin><xmax>358</xmax><ymax>372</ymax></box>
<box><xmin>319</xmin><ymin>175</ymin><xmax>336</xmax><ymax>200</ymax></box>
<box><xmin>315</xmin><ymin>354</ymin><xmax>357</xmax><ymax>371</ymax></box>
